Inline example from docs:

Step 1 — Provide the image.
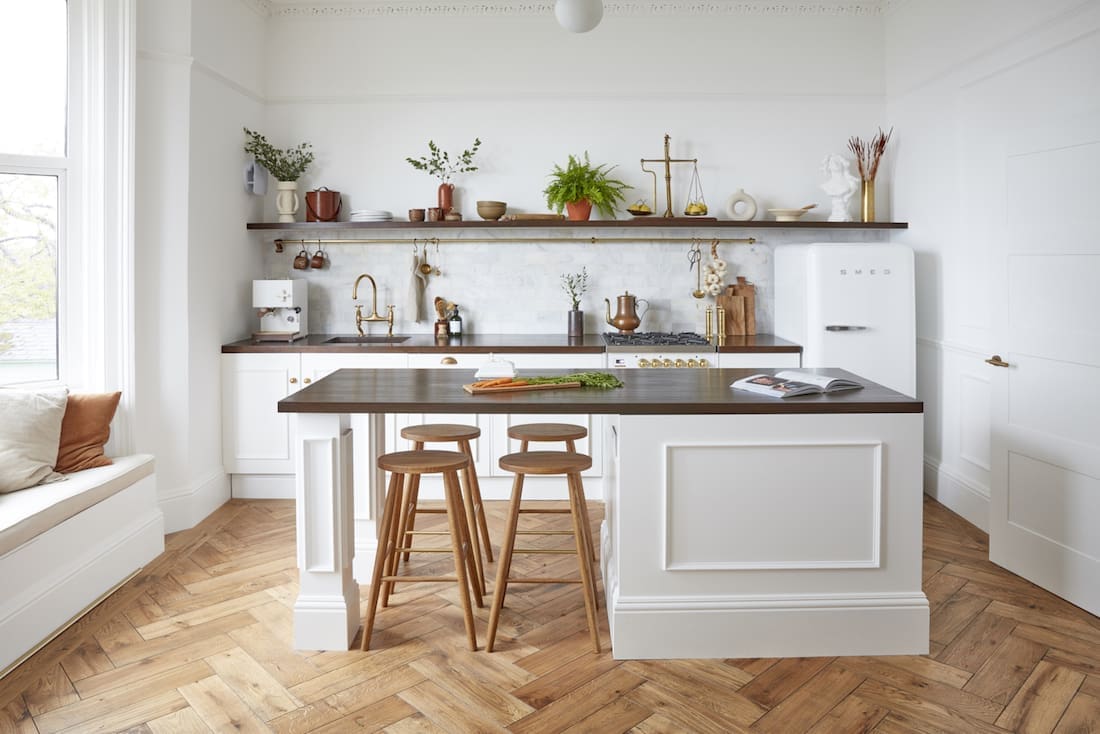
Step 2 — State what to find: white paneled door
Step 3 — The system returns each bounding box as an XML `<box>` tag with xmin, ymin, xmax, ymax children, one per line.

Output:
<box><xmin>989</xmin><ymin>110</ymin><xmax>1100</xmax><ymax>616</ymax></box>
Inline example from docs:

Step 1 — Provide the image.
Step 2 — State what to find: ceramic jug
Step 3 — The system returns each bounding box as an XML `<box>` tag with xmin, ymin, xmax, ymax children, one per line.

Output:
<box><xmin>604</xmin><ymin>291</ymin><xmax>650</xmax><ymax>333</ymax></box>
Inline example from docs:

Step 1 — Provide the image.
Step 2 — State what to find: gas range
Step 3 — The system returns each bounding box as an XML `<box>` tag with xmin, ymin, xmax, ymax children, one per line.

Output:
<box><xmin>603</xmin><ymin>332</ymin><xmax>715</xmax><ymax>368</ymax></box>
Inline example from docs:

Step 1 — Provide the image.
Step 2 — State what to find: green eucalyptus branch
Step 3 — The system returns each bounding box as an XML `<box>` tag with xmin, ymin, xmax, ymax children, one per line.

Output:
<box><xmin>560</xmin><ymin>267</ymin><xmax>589</xmax><ymax>310</ymax></box>
<box><xmin>243</xmin><ymin>127</ymin><xmax>314</xmax><ymax>182</ymax></box>
<box><xmin>406</xmin><ymin>138</ymin><xmax>482</xmax><ymax>183</ymax></box>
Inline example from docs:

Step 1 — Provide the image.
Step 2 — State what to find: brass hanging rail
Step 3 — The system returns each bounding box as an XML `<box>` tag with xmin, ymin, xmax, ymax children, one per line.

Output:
<box><xmin>272</xmin><ymin>235</ymin><xmax>756</xmax><ymax>253</ymax></box>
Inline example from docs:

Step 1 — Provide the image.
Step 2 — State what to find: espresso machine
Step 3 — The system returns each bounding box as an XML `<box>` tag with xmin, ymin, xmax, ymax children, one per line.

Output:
<box><xmin>252</xmin><ymin>279</ymin><xmax>308</xmax><ymax>341</ymax></box>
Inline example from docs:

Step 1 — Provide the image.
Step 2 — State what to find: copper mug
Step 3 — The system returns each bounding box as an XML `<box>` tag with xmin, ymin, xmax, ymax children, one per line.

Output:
<box><xmin>310</xmin><ymin>248</ymin><xmax>326</xmax><ymax>269</ymax></box>
<box><xmin>293</xmin><ymin>249</ymin><xmax>310</xmax><ymax>270</ymax></box>
<box><xmin>409</xmin><ymin>208</ymin><xmax>426</xmax><ymax>222</ymax></box>
<box><xmin>427</xmin><ymin>207</ymin><xmax>443</xmax><ymax>222</ymax></box>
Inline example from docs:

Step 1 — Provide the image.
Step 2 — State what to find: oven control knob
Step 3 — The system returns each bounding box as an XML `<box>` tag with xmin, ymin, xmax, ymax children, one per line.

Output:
<box><xmin>651</xmin><ymin>361</ymin><xmax>662</xmax><ymax>368</ymax></box>
<box><xmin>662</xmin><ymin>359</ymin><xmax>673</xmax><ymax>368</ymax></box>
<box><xmin>675</xmin><ymin>359</ymin><xmax>686</xmax><ymax>368</ymax></box>
<box><xmin>687</xmin><ymin>359</ymin><xmax>698</xmax><ymax>367</ymax></box>
<box><xmin>638</xmin><ymin>358</ymin><xmax>650</xmax><ymax>368</ymax></box>
<box><xmin>697</xmin><ymin>358</ymin><xmax>710</xmax><ymax>368</ymax></box>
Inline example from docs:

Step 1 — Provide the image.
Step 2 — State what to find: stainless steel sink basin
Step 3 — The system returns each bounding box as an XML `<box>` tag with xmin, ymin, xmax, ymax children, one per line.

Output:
<box><xmin>324</xmin><ymin>335</ymin><xmax>410</xmax><ymax>344</ymax></box>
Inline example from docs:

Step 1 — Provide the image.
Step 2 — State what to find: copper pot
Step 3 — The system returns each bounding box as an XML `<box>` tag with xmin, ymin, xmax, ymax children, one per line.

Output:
<box><xmin>604</xmin><ymin>291</ymin><xmax>650</xmax><ymax>333</ymax></box>
<box><xmin>305</xmin><ymin>187</ymin><xmax>341</xmax><ymax>222</ymax></box>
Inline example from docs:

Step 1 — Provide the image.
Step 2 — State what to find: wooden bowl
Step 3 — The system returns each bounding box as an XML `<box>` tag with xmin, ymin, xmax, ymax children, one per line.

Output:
<box><xmin>477</xmin><ymin>201</ymin><xmax>507</xmax><ymax>220</ymax></box>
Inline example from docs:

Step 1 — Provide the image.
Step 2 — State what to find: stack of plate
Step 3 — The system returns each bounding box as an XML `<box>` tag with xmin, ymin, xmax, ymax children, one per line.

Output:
<box><xmin>349</xmin><ymin>209</ymin><xmax>393</xmax><ymax>222</ymax></box>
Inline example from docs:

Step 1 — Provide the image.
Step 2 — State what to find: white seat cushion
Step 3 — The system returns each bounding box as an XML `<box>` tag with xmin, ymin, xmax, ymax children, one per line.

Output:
<box><xmin>0</xmin><ymin>454</ymin><xmax>154</xmax><ymax>557</ymax></box>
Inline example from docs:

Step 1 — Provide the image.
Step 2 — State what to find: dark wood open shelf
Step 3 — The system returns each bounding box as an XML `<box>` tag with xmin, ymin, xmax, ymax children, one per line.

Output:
<box><xmin>247</xmin><ymin>219</ymin><xmax>908</xmax><ymax>231</ymax></box>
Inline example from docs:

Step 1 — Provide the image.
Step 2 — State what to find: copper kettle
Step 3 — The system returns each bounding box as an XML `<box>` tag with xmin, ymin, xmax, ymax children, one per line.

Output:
<box><xmin>604</xmin><ymin>291</ymin><xmax>650</xmax><ymax>333</ymax></box>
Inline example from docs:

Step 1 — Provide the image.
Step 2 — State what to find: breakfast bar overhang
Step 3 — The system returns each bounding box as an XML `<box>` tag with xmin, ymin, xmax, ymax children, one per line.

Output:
<box><xmin>278</xmin><ymin>368</ymin><xmax>927</xmax><ymax>659</ymax></box>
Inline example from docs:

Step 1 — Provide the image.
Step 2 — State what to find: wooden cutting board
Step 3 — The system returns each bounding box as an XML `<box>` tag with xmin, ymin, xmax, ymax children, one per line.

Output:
<box><xmin>463</xmin><ymin>382</ymin><xmax>582</xmax><ymax>394</ymax></box>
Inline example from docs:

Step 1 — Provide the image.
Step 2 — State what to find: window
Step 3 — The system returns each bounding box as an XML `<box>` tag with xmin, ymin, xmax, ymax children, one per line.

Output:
<box><xmin>0</xmin><ymin>2</ymin><xmax>68</xmax><ymax>386</ymax></box>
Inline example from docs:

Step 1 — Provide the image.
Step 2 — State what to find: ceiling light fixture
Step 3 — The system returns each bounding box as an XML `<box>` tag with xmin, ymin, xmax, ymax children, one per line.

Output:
<box><xmin>554</xmin><ymin>0</ymin><xmax>603</xmax><ymax>33</ymax></box>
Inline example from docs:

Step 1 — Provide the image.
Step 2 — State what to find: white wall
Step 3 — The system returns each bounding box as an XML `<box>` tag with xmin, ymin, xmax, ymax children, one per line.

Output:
<box><xmin>886</xmin><ymin>0</ymin><xmax>1100</xmax><ymax>529</ymax></box>
<box><xmin>254</xmin><ymin>4</ymin><xmax>891</xmax><ymax>335</ymax></box>
<box><xmin>136</xmin><ymin>0</ymin><xmax>266</xmax><ymax>531</ymax></box>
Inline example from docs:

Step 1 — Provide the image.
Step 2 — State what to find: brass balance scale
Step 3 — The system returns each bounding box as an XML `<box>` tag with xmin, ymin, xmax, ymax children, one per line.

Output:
<box><xmin>629</xmin><ymin>133</ymin><xmax>715</xmax><ymax>219</ymax></box>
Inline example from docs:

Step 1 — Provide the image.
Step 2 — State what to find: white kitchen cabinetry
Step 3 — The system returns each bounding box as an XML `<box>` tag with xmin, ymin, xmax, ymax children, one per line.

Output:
<box><xmin>717</xmin><ymin>352</ymin><xmax>801</xmax><ymax>369</ymax></box>
<box><xmin>222</xmin><ymin>352</ymin><xmax>408</xmax><ymax>495</ymax></box>
<box><xmin>222</xmin><ymin>353</ymin><xmax>303</xmax><ymax>475</ymax></box>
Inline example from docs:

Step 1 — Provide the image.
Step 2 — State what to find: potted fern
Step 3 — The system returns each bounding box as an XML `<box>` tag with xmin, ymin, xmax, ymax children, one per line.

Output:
<box><xmin>543</xmin><ymin>152</ymin><xmax>630</xmax><ymax>221</ymax></box>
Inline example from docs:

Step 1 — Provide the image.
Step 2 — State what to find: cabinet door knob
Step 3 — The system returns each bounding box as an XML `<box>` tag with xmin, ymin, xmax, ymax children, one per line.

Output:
<box><xmin>441</xmin><ymin>357</ymin><xmax>458</xmax><ymax>365</ymax></box>
<box><xmin>303</xmin><ymin>377</ymin><xmax>312</xmax><ymax>384</ymax></box>
<box><xmin>985</xmin><ymin>355</ymin><xmax>1010</xmax><ymax>368</ymax></box>
<box><xmin>289</xmin><ymin>377</ymin><xmax>298</xmax><ymax>384</ymax></box>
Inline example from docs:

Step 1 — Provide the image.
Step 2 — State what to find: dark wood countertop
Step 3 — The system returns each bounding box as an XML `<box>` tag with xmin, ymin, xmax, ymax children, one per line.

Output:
<box><xmin>714</xmin><ymin>334</ymin><xmax>802</xmax><ymax>353</ymax></box>
<box><xmin>221</xmin><ymin>333</ymin><xmax>608</xmax><ymax>354</ymax></box>
<box><xmin>278</xmin><ymin>368</ymin><xmax>921</xmax><ymax>416</ymax></box>
<box><xmin>222</xmin><ymin>333</ymin><xmax>802</xmax><ymax>355</ymax></box>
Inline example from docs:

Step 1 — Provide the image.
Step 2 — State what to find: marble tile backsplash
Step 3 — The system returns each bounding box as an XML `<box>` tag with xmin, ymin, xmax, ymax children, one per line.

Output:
<box><xmin>260</xmin><ymin>227</ymin><xmax>888</xmax><ymax>336</ymax></box>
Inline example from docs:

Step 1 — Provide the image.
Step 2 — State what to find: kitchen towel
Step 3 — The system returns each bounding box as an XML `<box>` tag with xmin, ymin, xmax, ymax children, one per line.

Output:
<box><xmin>407</xmin><ymin>251</ymin><xmax>426</xmax><ymax>322</ymax></box>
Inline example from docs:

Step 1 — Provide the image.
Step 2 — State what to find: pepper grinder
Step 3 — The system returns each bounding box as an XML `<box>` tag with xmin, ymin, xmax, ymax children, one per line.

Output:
<box><xmin>704</xmin><ymin>306</ymin><xmax>714</xmax><ymax>340</ymax></box>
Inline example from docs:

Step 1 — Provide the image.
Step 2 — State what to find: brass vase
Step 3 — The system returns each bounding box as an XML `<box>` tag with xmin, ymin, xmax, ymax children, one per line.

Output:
<box><xmin>860</xmin><ymin>178</ymin><xmax>875</xmax><ymax>222</ymax></box>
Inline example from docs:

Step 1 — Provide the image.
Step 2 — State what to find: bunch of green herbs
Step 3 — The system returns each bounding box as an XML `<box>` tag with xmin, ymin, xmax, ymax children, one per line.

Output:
<box><xmin>243</xmin><ymin>127</ymin><xmax>314</xmax><ymax>182</ymax></box>
<box><xmin>524</xmin><ymin>372</ymin><xmax>624</xmax><ymax>389</ymax></box>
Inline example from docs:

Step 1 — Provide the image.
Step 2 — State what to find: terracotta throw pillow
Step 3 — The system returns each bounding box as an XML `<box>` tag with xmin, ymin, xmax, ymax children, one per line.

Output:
<box><xmin>54</xmin><ymin>392</ymin><xmax>122</xmax><ymax>473</ymax></box>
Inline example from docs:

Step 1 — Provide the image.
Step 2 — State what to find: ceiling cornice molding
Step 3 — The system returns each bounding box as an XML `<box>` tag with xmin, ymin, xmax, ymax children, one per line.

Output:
<box><xmin>266</xmin><ymin>2</ymin><xmax>885</xmax><ymax>20</ymax></box>
<box><xmin>238</xmin><ymin>0</ymin><xmax>274</xmax><ymax>17</ymax></box>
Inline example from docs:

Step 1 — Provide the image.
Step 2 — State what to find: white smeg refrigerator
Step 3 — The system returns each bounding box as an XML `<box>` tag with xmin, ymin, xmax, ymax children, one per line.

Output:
<box><xmin>774</xmin><ymin>243</ymin><xmax>915</xmax><ymax>397</ymax></box>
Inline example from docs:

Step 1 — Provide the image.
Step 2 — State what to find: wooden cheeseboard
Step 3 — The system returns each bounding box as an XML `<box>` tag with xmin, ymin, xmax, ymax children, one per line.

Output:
<box><xmin>463</xmin><ymin>381</ymin><xmax>582</xmax><ymax>395</ymax></box>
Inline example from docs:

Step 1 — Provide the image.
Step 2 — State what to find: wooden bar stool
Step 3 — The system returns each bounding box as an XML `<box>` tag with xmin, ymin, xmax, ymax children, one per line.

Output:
<box><xmin>394</xmin><ymin>424</ymin><xmax>492</xmax><ymax>596</ymax></box>
<box><xmin>362</xmin><ymin>450</ymin><xmax>481</xmax><ymax>651</ymax></box>
<box><xmin>486</xmin><ymin>451</ymin><xmax>601</xmax><ymax>654</ymax></box>
<box><xmin>507</xmin><ymin>423</ymin><xmax>597</xmax><ymax>565</ymax></box>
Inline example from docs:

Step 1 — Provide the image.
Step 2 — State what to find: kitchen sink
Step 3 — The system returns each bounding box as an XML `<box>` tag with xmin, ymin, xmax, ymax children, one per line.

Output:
<box><xmin>323</xmin><ymin>335</ymin><xmax>411</xmax><ymax>344</ymax></box>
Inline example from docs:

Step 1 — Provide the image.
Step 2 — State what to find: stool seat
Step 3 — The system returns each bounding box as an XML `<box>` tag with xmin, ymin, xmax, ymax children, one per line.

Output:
<box><xmin>401</xmin><ymin>423</ymin><xmax>481</xmax><ymax>443</ymax></box>
<box><xmin>507</xmin><ymin>423</ymin><xmax>588</xmax><ymax>443</ymax></box>
<box><xmin>499</xmin><ymin>451</ymin><xmax>592</xmax><ymax>476</ymax></box>
<box><xmin>378</xmin><ymin>450</ymin><xmax>469</xmax><ymax>475</ymax></box>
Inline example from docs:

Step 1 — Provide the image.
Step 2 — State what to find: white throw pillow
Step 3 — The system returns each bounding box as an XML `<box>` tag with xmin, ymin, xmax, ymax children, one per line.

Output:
<box><xmin>0</xmin><ymin>388</ymin><xmax>69</xmax><ymax>493</ymax></box>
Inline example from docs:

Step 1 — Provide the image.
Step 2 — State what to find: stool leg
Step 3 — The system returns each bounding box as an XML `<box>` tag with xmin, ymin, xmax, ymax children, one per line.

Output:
<box><xmin>442</xmin><ymin>469</ymin><xmax>479</xmax><ymax>651</ymax></box>
<box><xmin>455</xmin><ymin>442</ymin><xmax>487</xmax><ymax>595</ymax></box>
<box><xmin>381</xmin><ymin>474</ymin><xmax>411</xmax><ymax>608</ymax></box>
<box><xmin>397</xmin><ymin>441</ymin><xmax>425</xmax><ymax>563</ymax></box>
<box><xmin>459</xmin><ymin>438</ymin><xmax>494</xmax><ymax>564</ymax></box>
<box><xmin>568</xmin><ymin>471</ymin><xmax>601</xmax><ymax>654</ymax></box>
<box><xmin>564</xmin><ymin>437</ymin><xmax>597</xmax><ymax>565</ymax></box>
<box><xmin>486</xmin><ymin>471</ymin><xmax>525</xmax><ymax>653</ymax></box>
<box><xmin>362</xmin><ymin>470</ymin><xmax>402</xmax><ymax>651</ymax></box>
<box><xmin>569</xmin><ymin>471</ymin><xmax>600</xmax><ymax>611</ymax></box>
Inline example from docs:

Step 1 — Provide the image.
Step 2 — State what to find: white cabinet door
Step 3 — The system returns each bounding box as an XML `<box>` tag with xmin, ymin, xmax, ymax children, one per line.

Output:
<box><xmin>718</xmin><ymin>352</ymin><xmax>801</xmax><ymax>369</ymax></box>
<box><xmin>222</xmin><ymin>353</ymin><xmax>301</xmax><ymax>474</ymax></box>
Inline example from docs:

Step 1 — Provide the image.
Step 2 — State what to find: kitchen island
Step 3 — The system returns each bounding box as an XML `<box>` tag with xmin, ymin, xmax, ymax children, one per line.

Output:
<box><xmin>279</xmin><ymin>368</ymin><xmax>927</xmax><ymax>659</ymax></box>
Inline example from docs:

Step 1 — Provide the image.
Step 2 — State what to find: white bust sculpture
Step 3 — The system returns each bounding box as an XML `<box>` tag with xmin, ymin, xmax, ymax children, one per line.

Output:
<box><xmin>820</xmin><ymin>153</ymin><xmax>860</xmax><ymax>222</ymax></box>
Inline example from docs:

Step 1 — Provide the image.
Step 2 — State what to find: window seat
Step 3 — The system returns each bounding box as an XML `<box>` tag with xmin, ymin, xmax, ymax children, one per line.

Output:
<box><xmin>0</xmin><ymin>454</ymin><xmax>164</xmax><ymax>675</ymax></box>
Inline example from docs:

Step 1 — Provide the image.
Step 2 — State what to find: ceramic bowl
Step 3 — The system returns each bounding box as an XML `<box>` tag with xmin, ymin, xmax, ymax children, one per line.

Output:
<box><xmin>768</xmin><ymin>208</ymin><xmax>810</xmax><ymax>222</ymax></box>
<box><xmin>477</xmin><ymin>201</ymin><xmax>507</xmax><ymax>220</ymax></box>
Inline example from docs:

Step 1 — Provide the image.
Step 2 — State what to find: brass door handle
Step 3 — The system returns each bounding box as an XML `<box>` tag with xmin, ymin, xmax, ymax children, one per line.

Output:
<box><xmin>289</xmin><ymin>377</ymin><xmax>298</xmax><ymax>384</ymax></box>
<box><xmin>303</xmin><ymin>377</ymin><xmax>312</xmax><ymax>384</ymax></box>
<box><xmin>441</xmin><ymin>357</ymin><xmax>458</xmax><ymax>365</ymax></box>
<box><xmin>985</xmin><ymin>355</ymin><xmax>1010</xmax><ymax>368</ymax></box>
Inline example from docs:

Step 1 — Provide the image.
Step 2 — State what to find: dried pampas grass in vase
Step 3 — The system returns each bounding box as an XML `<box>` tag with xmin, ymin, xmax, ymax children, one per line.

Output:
<box><xmin>847</xmin><ymin>127</ymin><xmax>893</xmax><ymax>222</ymax></box>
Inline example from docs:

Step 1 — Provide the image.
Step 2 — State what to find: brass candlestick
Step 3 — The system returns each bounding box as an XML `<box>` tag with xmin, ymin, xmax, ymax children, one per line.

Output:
<box><xmin>641</xmin><ymin>133</ymin><xmax>698</xmax><ymax>218</ymax></box>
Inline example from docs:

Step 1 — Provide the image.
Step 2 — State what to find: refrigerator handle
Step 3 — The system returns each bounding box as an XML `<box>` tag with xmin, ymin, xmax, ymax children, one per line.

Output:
<box><xmin>825</xmin><ymin>325</ymin><xmax>868</xmax><ymax>331</ymax></box>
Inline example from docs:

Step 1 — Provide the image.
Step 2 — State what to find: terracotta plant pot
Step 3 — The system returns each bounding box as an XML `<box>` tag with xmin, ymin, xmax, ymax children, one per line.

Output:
<box><xmin>438</xmin><ymin>182</ymin><xmax>454</xmax><ymax>214</ymax></box>
<box><xmin>565</xmin><ymin>199</ymin><xmax>592</xmax><ymax>221</ymax></box>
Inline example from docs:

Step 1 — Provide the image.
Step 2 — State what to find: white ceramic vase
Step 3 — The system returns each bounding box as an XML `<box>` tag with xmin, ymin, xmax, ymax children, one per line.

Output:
<box><xmin>276</xmin><ymin>180</ymin><xmax>300</xmax><ymax>223</ymax></box>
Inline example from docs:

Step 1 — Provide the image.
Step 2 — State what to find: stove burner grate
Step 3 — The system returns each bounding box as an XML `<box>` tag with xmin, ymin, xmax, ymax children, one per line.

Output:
<box><xmin>603</xmin><ymin>331</ymin><xmax>710</xmax><ymax>347</ymax></box>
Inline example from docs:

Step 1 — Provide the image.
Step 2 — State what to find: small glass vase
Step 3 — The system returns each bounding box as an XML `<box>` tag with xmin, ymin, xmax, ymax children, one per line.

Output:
<box><xmin>860</xmin><ymin>178</ymin><xmax>876</xmax><ymax>222</ymax></box>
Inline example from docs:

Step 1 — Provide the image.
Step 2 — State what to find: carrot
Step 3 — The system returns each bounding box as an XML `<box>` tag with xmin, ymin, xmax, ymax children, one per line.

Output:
<box><xmin>472</xmin><ymin>377</ymin><xmax>514</xmax><ymax>388</ymax></box>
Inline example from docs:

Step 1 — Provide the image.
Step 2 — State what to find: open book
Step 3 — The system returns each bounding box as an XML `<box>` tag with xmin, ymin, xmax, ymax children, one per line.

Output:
<box><xmin>731</xmin><ymin>370</ymin><xmax>863</xmax><ymax>398</ymax></box>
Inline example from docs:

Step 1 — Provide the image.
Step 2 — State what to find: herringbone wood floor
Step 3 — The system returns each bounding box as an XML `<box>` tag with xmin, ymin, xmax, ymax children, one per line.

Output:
<box><xmin>1</xmin><ymin>496</ymin><xmax>1098</xmax><ymax>733</ymax></box>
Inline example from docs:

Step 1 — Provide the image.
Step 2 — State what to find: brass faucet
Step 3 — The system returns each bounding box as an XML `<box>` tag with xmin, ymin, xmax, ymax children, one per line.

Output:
<box><xmin>352</xmin><ymin>273</ymin><xmax>395</xmax><ymax>337</ymax></box>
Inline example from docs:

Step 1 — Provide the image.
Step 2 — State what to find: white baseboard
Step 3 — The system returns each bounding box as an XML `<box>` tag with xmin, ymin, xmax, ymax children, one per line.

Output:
<box><xmin>0</xmin><ymin>479</ymin><xmax>165</xmax><ymax>675</ymax></box>
<box><xmin>923</xmin><ymin>459</ymin><xmax>990</xmax><ymax>532</ymax></box>
<box><xmin>230</xmin><ymin>474</ymin><xmax>295</xmax><ymax>499</ymax></box>
<box><xmin>608</xmin><ymin>592</ymin><xmax>930</xmax><ymax>659</ymax></box>
<box><xmin>159</xmin><ymin>470</ymin><xmax>230</xmax><ymax>532</ymax></box>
